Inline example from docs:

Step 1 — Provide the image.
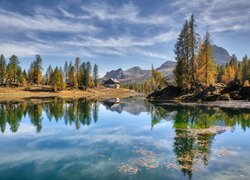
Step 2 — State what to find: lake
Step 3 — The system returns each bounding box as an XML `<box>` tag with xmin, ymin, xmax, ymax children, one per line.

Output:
<box><xmin>0</xmin><ymin>97</ymin><xmax>250</xmax><ymax>180</ymax></box>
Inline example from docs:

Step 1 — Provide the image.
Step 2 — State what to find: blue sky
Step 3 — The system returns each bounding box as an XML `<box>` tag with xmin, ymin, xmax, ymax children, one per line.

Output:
<box><xmin>0</xmin><ymin>0</ymin><xmax>249</xmax><ymax>76</ymax></box>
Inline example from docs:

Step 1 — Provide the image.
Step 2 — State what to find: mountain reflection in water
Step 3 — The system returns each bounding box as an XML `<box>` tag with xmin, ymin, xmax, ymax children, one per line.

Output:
<box><xmin>0</xmin><ymin>97</ymin><xmax>250</xmax><ymax>179</ymax></box>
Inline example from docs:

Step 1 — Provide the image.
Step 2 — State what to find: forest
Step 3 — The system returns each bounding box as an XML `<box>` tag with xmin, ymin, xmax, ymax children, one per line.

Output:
<box><xmin>0</xmin><ymin>55</ymin><xmax>99</xmax><ymax>91</ymax></box>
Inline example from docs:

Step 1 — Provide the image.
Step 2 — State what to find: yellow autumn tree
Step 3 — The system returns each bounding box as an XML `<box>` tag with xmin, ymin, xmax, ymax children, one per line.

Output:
<box><xmin>143</xmin><ymin>67</ymin><xmax>168</xmax><ymax>93</ymax></box>
<box><xmin>196</xmin><ymin>32</ymin><xmax>217</xmax><ymax>85</ymax></box>
<box><xmin>152</xmin><ymin>69</ymin><xmax>168</xmax><ymax>89</ymax></box>
<box><xmin>221</xmin><ymin>65</ymin><xmax>236</xmax><ymax>84</ymax></box>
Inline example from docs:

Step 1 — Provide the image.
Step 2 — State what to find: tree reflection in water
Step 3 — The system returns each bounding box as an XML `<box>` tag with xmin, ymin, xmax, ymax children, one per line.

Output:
<box><xmin>147</xmin><ymin>103</ymin><xmax>250</xmax><ymax>179</ymax></box>
<box><xmin>0</xmin><ymin>98</ymin><xmax>250</xmax><ymax>179</ymax></box>
<box><xmin>0</xmin><ymin>98</ymin><xmax>99</xmax><ymax>133</ymax></box>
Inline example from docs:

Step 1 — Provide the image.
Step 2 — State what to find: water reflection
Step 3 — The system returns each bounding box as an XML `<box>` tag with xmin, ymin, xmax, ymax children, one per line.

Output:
<box><xmin>147</xmin><ymin>103</ymin><xmax>250</xmax><ymax>179</ymax></box>
<box><xmin>148</xmin><ymin>104</ymin><xmax>250</xmax><ymax>130</ymax></box>
<box><xmin>0</xmin><ymin>99</ymin><xmax>99</xmax><ymax>133</ymax></box>
<box><xmin>0</xmin><ymin>98</ymin><xmax>250</xmax><ymax>179</ymax></box>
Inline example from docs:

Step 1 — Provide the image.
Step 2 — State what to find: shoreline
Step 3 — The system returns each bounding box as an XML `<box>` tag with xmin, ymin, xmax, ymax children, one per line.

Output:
<box><xmin>1</xmin><ymin>86</ymin><xmax>250</xmax><ymax>109</ymax></box>
<box><xmin>0</xmin><ymin>87</ymin><xmax>136</xmax><ymax>102</ymax></box>
<box><xmin>148</xmin><ymin>99</ymin><xmax>250</xmax><ymax>109</ymax></box>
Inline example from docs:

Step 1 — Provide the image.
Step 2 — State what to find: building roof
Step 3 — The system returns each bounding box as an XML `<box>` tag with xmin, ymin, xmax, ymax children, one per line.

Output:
<box><xmin>103</xmin><ymin>78</ymin><xmax>120</xmax><ymax>84</ymax></box>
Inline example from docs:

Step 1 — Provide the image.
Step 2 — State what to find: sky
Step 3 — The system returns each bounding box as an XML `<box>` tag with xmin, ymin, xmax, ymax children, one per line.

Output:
<box><xmin>0</xmin><ymin>0</ymin><xmax>249</xmax><ymax>76</ymax></box>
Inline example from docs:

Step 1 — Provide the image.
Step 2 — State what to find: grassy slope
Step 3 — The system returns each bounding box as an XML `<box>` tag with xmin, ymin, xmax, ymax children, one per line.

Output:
<box><xmin>0</xmin><ymin>86</ymin><xmax>136</xmax><ymax>101</ymax></box>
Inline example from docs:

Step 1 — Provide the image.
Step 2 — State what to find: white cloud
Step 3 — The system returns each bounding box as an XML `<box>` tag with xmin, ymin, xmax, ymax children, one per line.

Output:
<box><xmin>171</xmin><ymin>0</ymin><xmax>250</xmax><ymax>33</ymax></box>
<box><xmin>81</xmin><ymin>2</ymin><xmax>173</xmax><ymax>25</ymax></box>
<box><xmin>0</xmin><ymin>8</ymin><xmax>97</xmax><ymax>33</ymax></box>
<box><xmin>63</xmin><ymin>31</ymin><xmax>176</xmax><ymax>48</ymax></box>
<box><xmin>0</xmin><ymin>41</ymin><xmax>58</xmax><ymax>57</ymax></box>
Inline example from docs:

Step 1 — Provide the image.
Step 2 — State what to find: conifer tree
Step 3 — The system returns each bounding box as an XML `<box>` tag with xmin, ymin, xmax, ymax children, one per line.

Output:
<box><xmin>221</xmin><ymin>65</ymin><xmax>236</xmax><ymax>83</ymax></box>
<box><xmin>80</xmin><ymin>62</ymin><xmax>86</xmax><ymax>88</ymax></box>
<box><xmin>31</xmin><ymin>55</ymin><xmax>43</xmax><ymax>84</ymax></box>
<box><xmin>196</xmin><ymin>32</ymin><xmax>217</xmax><ymax>85</ymax></box>
<box><xmin>16</xmin><ymin>67</ymin><xmax>25</xmax><ymax>86</ymax></box>
<box><xmin>0</xmin><ymin>54</ymin><xmax>6</xmax><ymax>85</ymax></box>
<box><xmin>93</xmin><ymin>64</ymin><xmax>99</xmax><ymax>87</ymax></box>
<box><xmin>85</xmin><ymin>61</ymin><xmax>92</xmax><ymax>89</ymax></box>
<box><xmin>151</xmin><ymin>68</ymin><xmax>168</xmax><ymax>89</ymax></box>
<box><xmin>8</xmin><ymin>55</ymin><xmax>20</xmax><ymax>84</ymax></box>
<box><xmin>241</xmin><ymin>55</ymin><xmax>249</xmax><ymax>84</ymax></box>
<box><xmin>64</xmin><ymin>61</ymin><xmax>68</xmax><ymax>82</ymax></box>
<box><xmin>174</xmin><ymin>22</ymin><xmax>189</xmax><ymax>87</ymax></box>
<box><xmin>217</xmin><ymin>65</ymin><xmax>224</xmax><ymax>83</ymax></box>
<box><xmin>45</xmin><ymin>65</ymin><xmax>53</xmax><ymax>85</ymax></box>
<box><xmin>51</xmin><ymin>67</ymin><xmax>64</xmax><ymax>91</ymax></box>
<box><xmin>74</xmin><ymin>57</ymin><xmax>81</xmax><ymax>85</ymax></box>
<box><xmin>188</xmin><ymin>14</ymin><xmax>198</xmax><ymax>82</ymax></box>
<box><xmin>68</xmin><ymin>62</ymin><xmax>77</xmax><ymax>88</ymax></box>
<box><xmin>23</xmin><ymin>70</ymin><xmax>27</xmax><ymax>82</ymax></box>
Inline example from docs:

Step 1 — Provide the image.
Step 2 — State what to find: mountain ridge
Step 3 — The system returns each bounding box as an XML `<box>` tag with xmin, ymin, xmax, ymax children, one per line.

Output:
<box><xmin>102</xmin><ymin>45</ymin><xmax>232</xmax><ymax>84</ymax></box>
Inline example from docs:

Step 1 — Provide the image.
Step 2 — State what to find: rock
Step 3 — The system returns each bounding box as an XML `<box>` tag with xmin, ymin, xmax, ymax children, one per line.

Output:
<box><xmin>147</xmin><ymin>80</ymin><xmax>250</xmax><ymax>102</ymax></box>
<box><xmin>229</xmin><ymin>91</ymin><xmax>241</xmax><ymax>100</ymax></box>
<box><xmin>147</xmin><ymin>85</ymin><xmax>184</xmax><ymax>100</ymax></box>
<box><xmin>239</xmin><ymin>86</ymin><xmax>250</xmax><ymax>100</ymax></box>
<box><xmin>221</xmin><ymin>80</ymin><xmax>242</xmax><ymax>94</ymax></box>
<box><xmin>218</xmin><ymin>93</ymin><xmax>231</xmax><ymax>100</ymax></box>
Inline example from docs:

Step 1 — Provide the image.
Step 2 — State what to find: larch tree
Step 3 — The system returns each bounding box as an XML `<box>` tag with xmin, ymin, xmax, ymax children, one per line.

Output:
<box><xmin>196</xmin><ymin>32</ymin><xmax>217</xmax><ymax>85</ymax></box>
<box><xmin>51</xmin><ymin>67</ymin><xmax>64</xmax><ymax>91</ymax></box>
<box><xmin>221</xmin><ymin>65</ymin><xmax>236</xmax><ymax>84</ymax></box>
<box><xmin>151</xmin><ymin>68</ymin><xmax>168</xmax><ymax>89</ymax></box>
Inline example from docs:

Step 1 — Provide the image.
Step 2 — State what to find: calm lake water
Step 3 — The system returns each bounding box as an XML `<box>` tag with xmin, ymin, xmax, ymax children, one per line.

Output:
<box><xmin>0</xmin><ymin>97</ymin><xmax>250</xmax><ymax>180</ymax></box>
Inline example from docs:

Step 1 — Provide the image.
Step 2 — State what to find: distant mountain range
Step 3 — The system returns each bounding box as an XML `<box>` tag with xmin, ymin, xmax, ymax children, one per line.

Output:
<box><xmin>102</xmin><ymin>45</ymin><xmax>232</xmax><ymax>84</ymax></box>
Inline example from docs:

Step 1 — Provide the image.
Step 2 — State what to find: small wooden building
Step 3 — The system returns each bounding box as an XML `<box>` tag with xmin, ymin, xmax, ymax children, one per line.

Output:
<box><xmin>103</xmin><ymin>78</ymin><xmax>120</xmax><ymax>88</ymax></box>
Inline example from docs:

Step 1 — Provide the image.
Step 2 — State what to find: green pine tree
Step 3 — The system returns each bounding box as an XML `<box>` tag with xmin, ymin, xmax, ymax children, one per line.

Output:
<box><xmin>0</xmin><ymin>54</ymin><xmax>6</xmax><ymax>85</ymax></box>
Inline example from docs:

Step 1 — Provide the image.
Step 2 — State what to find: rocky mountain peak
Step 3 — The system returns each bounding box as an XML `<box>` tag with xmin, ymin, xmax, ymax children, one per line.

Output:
<box><xmin>156</xmin><ymin>60</ymin><xmax>176</xmax><ymax>70</ymax></box>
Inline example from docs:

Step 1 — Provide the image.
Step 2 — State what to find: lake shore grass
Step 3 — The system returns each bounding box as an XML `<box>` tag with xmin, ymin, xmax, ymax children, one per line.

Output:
<box><xmin>0</xmin><ymin>86</ymin><xmax>136</xmax><ymax>101</ymax></box>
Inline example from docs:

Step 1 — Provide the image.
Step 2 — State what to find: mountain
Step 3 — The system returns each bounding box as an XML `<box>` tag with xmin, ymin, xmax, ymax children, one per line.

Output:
<box><xmin>156</xmin><ymin>60</ymin><xmax>176</xmax><ymax>70</ymax></box>
<box><xmin>156</xmin><ymin>61</ymin><xmax>176</xmax><ymax>80</ymax></box>
<box><xmin>213</xmin><ymin>45</ymin><xmax>232</xmax><ymax>65</ymax></box>
<box><xmin>102</xmin><ymin>60</ymin><xmax>175</xmax><ymax>84</ymax></box>
<box><xmin>103</xmin><ymin>45</ymin><xmax>232</xmax><ymax>84</ymax></box>
<box><xmin>102</xmin><ymin>98</ymin><xmax>147</xmax><ymax>115</ymax></box>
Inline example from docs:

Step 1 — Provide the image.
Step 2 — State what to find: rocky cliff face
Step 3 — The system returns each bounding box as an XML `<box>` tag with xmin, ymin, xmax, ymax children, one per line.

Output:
<box><xmin>212</xmin><ymin>45</ymin><xmax>232</xmax><ymax>65</ymax></box>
